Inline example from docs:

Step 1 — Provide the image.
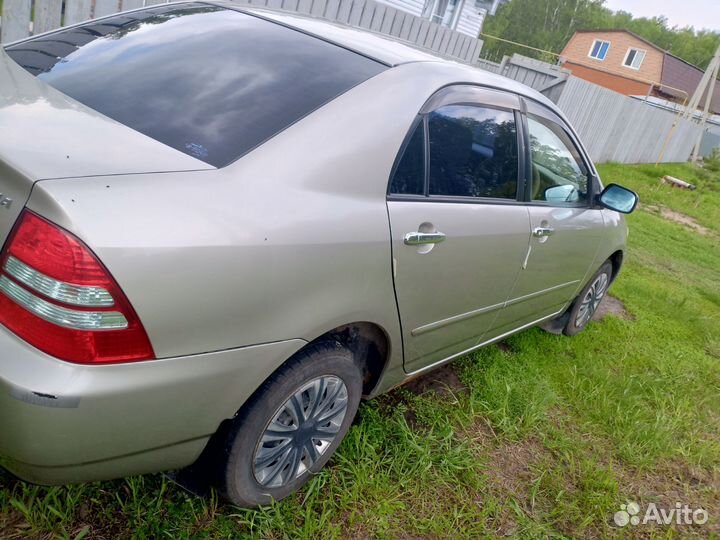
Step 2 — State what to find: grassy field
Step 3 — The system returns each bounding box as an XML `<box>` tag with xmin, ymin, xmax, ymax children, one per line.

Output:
<box><xmin>1</xmin><ymin>162</ymin><xmax>719</xmax><ymax>539</ymax></box>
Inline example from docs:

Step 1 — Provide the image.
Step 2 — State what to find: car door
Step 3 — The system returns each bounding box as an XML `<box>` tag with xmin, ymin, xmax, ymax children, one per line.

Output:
<box><xmin>493</xmin><ymin>100</ymin><xmax>605</xmax><ymax>334</ymax></box>
<box><xmin>386</xmin><ymin>86</ymin><xmax>533</xmax><ymax>374</ymax></box>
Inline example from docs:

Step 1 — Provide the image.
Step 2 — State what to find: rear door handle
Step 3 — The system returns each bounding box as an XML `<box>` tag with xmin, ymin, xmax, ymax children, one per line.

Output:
<box><xmin>404</xmin><ymin>231</ymin><xmax>446</xmax><ymax>245</ymax></box>
<box><xmin>532</xmin><ymin>227</ymin><xmax>555</xmax><ymax>238</ymax></box>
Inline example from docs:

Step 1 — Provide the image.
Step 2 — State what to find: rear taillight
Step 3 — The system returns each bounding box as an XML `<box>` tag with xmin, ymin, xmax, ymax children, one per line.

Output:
<box><xmin>0</xmin><ymin>210</ymin><xmax>155</xmax><ymax>364</ymax></box>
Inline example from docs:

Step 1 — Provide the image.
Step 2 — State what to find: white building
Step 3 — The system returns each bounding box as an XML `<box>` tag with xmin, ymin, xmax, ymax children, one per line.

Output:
<box><xmin>379</xmin><ymin>0</ymin><xmax>508</xmax><ymax>38</ymax></box>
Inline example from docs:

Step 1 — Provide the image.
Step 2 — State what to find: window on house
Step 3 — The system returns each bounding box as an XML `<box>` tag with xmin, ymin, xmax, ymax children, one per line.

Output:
<box><xmin>589</xmin><ymin>40</ymin><xmax>610</xmax><ymax>60</ymax></box>
<box><xmin>623</xmin><ymin>48</ymin><xmax>646</xmax><ymax>69</ymax></box>
<box><xmin>423</xmin><ymin>0</ymin><xmax>462</xmax><ymax>29</ymax></box>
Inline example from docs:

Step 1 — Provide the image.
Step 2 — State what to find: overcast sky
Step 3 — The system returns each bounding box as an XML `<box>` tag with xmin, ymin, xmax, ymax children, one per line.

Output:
<box><xmin>603</xmin><ymin>0</ymin><xmax>720</xmax><ymax>31</ymax></box>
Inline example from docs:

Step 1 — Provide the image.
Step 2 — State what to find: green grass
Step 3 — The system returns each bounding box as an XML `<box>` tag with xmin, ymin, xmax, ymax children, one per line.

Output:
<box><xmin>2</xmin><ymin>162</ymin><xmax>719</xmax><ymax>539</ymax></box>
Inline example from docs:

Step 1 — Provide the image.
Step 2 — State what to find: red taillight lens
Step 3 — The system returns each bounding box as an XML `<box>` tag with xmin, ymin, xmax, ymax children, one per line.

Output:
<box><xmin>0</xmin><ymin>210</ymin><xmax>155</xmax><ymax>364</ymax></box>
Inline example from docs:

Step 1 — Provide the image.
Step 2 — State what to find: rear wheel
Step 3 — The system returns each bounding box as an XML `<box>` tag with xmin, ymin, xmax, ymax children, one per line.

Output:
<box><xmin>219</xmin><ymin>342</ymin><xmax>362</xmax><ymax>507</ymax></box>
<box><xmin>563</xmin><ymin>261</ymin><xmax>613</xmax><ymax>336</ymax></box>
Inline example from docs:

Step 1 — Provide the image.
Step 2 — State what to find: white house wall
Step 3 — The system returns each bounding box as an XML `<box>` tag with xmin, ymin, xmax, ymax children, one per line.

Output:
<box><xmin>377</xmin><ymin>0</ymin><xmax>425</xmax><ymax>18</ymax></box>
<box><xmin>376</xmin><ymin>0</ymin><xmax>485</xmax><ymax>36</ymax></box>
<box><xmin>455</xmin><ymin>3</ymin><xmax>485</xmax><ymax>38</ymax></box>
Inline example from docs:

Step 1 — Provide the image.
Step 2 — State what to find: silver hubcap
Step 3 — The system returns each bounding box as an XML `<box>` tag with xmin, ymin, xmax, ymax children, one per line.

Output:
<box><xmin>253</xmin><ymin>375</ymin><xmax>349</xmax><ymax>488</ymax></box>
<box><xmin>575</xmin><ymin>272</ymin><xmax>609</xmax><ymax>328</ymax></box>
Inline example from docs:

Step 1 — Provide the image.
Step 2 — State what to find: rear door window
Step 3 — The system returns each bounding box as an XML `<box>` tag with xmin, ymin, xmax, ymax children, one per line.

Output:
<box><xmin>427</xmin><ymin>105</ymin><xmax>519</xmax><ymax>199</ymax></box>
<box><xmin>4</xmin><ymin>4</ymin><xmax>386</xmax><ymax>168</ymax></box>
<box><xmin>389</xmin><ymin>121</ymin><xmax>425</xmax><ymax>196</ymax></box>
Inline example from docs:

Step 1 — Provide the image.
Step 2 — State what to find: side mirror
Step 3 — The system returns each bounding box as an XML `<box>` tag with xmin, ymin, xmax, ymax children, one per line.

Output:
<box><xmin>597</xmin><ymin>184</ymin><xmax>638</xmax><ymax>214</ymax></box>
<box><xmin>545</xmin><ymin>184</ymin><xmax>579</xmax><ymax>203</ymax></box>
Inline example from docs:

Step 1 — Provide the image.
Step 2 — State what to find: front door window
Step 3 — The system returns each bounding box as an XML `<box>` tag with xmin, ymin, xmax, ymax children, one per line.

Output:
<box><xmin>527</xmin><ymin>114</ymin><xmax>589</xmax><ymax>205</ymax></box>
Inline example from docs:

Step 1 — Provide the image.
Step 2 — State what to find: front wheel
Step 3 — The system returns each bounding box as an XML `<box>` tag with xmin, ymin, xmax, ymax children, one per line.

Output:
<box><xmin>563</xmin><ymin>261</ymin><xmax>613</xmax><ymax>336</ymax></box>
<box><xmin>219</xmin><ymin>342</ymin><xmax>362</xmax><ymax>508</ymax></box>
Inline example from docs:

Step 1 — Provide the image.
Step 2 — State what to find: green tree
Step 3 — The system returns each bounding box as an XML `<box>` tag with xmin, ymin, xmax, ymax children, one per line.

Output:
<box><xmin>482</xmin><ymin>0</ymin><xmax>720</xmax><ymax>70</ymax></box>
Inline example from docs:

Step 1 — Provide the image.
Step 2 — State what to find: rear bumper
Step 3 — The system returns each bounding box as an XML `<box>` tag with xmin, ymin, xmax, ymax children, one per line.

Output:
<box><xmin>0</xmin><ymin>325</ymin><xmax>305</xmax><ymax>484</ymax></box>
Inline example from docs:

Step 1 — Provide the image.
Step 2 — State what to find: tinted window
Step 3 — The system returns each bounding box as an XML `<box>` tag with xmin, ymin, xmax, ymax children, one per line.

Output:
<box><xmin>428</xmin><ymin>105</ymin><xmax>518</xmax><ymax>199</ymax></box>
<box><xmin>589</xmin><ymin>40</ymin><xmax>610</xmax><ymax>60</ymax></box>
<box><xmin>389</xmin><ymin>121</ymin><xmax>425</xmax><ymax>195</ymax></box>
<box><xmin>527</xmin><ymin>115</ymin><xmax>589</xmax><ymax>204</ymax></box>
<box><xmin>5</xmin><ymin>4</ymin><xmax>386</xmax><ymax>167</ymax></box>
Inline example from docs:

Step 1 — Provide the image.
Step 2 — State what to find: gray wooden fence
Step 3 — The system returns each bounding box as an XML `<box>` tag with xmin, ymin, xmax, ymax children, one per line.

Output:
<box><xmin>0</xmin><ymin>0</ymin><xmax>483</xmax><ymax>63</ymax></box>
<box><xmin>699</xmin><ymin>126</ymin><xmax>720</xmax><ymax>157</ymax></box>
<box><xmin>556</xmin><ymin>76</ymin><xmax>703</xmax><ymax>164</ymax></box>
<box><xmin>476</xmin><ymin>54</ymin><xmax>570</xmax><ymax>102</ymax></box>
<box><xmin>476</xmin><ymin>54</ymin><xmax>704</xmax><ymax>164</ymax></box>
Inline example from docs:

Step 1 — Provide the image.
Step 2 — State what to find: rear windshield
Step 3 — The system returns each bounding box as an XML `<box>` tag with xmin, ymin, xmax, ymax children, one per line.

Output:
<box><xmin>4</xmin><ymin>4</ymin><xmax>386</xmax><ymax>167</ymax></box>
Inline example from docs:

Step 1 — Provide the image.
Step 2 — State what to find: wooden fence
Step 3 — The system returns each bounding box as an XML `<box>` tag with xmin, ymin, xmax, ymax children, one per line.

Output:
<box><xmin>0</xmin><ymin>0</ymin><xmax>484</xmax><ymax>63</ymax></box>
<box><xmin>556</xmin><ymin>76</ymin><xmax>705</xmax><ymax>164</ymax></box>
<box><xmin>475</xmin><ymin>54</ymin><xmax>706</xmax><ymax>163</ymax></box>
<box><xmin>476</xmin><ymin>54</ymin><xmax>570</xmax><ymax>102</ymax></box>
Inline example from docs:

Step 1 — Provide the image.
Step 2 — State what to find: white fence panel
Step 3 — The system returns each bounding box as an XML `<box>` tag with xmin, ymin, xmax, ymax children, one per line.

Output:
<box><xmin>95</xmin><ymin>0</ymin><xmax>121</xmax><ymax>17</ymax></box>
<box><xmin>64</xmin><ymin>0</ymin><xmax>93</xmax><ymax>26</ymax></box>
<box><xmin>121</xmin><ymin>0</ymin><xmax>146</xmax><ymax>9</ymax></box>
<box><xmin>34</xmin><ymin>0</ymin><xmax>63</xmax><ymax>35</ymax></box>
<box><xmin>0</xmin><ymin>0</ymin><xmax>31</xmax><ymax>43</ymax></box>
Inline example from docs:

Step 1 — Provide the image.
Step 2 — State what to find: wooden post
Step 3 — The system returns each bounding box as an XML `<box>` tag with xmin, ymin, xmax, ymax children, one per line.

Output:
<box><xmin>65</xmin><ymin>0</ymin><xmax>94</xmax><ymax>26</ymax></box>
<box><xmin>691</xmin><ymin>48</ymin><xmax>720</xmax><ymax>163</ymax></box>
<box><xmin>0</xmin><ymin>0</ymin><xmax>31</xmax><ymax>43</ymax></box>
<box><xmin>34</xmin><ymin>0</ymin><xmax>63</xmax><ymax>35</ymax></box>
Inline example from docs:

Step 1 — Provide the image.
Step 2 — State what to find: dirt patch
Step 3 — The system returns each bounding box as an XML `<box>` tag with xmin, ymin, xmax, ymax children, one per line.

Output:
<box><xmin>399</xmin><ymin>363</ymin><xmax>466</xmax><ymax>399</ymax></box>
<box><xmin>643</xmin><ymin>205</ymin><xmax>712</xmax><ymax>236</ymax></box>
<box><xmin>484</xmin><ymin>438</ymin><xmax>546</xmax><ymax>505</ymax></box>
<box><xmin>465</xmin><ymin>421</ymin><xmax>551</xmax><ymax>536</ymax></box>
<box><xmin>462</xmin><ymin>416</ymin><xmax>498</xmax><ymax>448</ymax></box>
<box><xmin>593</xmin><ymin>294</ymin><xmax>633</xmax><ymax>322</ymax></box>
<box><xmin>706</xmin><ymin>341</ymin><xmax>720</xmax><ymax>359</ymax></box>
<box><xmin>547</xmin><ymin>412</ymin><xmax>720</xmax><ymax>536</ymax></box>
<box><xmin>616</xmin><ymin>460</ymin><xmax>720</xmax><ymax>535</ymax></box>
<box><xmin>0</xmin><ymin>510</ymin><xmax>28</xmax><ymax>540</ymax></box>
<box><xmin>386</xmin><ymin>363</ymin><xmax>466</xmax><ymax>427</ymax></box>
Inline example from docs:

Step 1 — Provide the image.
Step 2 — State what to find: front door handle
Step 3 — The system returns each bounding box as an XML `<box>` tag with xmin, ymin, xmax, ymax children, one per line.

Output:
<box><xmin>404</xmin><ymin>231</ymin><xmax>446</xmax><ymax>245</ymax></box>
<box><xmin>532</xmin><ymin>227</ymin><xmax>555</xmax><ymax>238</ymax></box>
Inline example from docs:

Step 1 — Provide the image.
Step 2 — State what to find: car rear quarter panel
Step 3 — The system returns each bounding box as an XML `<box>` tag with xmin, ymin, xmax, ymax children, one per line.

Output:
<box><xmin>27</xmin><ymin>64</ymin><xmax>469</xmax><ymax>368</ymax></box>
<box><xmin>0</xmin><ymin>323</ymin><xmax>305</xmax><ymax>475</ymax></box>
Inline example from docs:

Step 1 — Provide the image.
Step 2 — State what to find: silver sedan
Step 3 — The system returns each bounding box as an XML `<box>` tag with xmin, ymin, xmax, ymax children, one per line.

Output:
<box><xmin>0</xmin><ymin>1</ymin><xmax>637</xmax><ymax>507</ymax></box>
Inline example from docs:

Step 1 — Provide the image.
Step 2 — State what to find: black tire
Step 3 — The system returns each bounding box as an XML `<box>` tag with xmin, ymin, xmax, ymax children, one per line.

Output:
<box><xmin>219</xmin><ymin>342</ymin><xmax>362</xmax><ymax>508</ymax></box>
<box><xmin>563</xmin><ymin>261</ymin><xmax>613</xmax><ymax>336</ymax></box>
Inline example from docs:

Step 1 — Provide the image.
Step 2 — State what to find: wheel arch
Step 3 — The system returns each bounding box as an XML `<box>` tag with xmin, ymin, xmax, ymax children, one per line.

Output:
<box><xmin>181</xmin><ymin>321</ymin><xmax>394</xmax><ymax>487</ymax></box>
<box><xmin>608</xmin><ymin>249</ymin><xmax>624</xmax><ymax>283</ymax></box>
<box><xmin>309</xmin><ymin>321</ymin><xmax>392</xmax><ymax>397</ymax></box>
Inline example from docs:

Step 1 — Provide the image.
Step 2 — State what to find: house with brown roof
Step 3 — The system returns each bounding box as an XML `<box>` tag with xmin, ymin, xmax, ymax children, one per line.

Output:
<box><xmin>559</xmin><ymin>30</ymin><xmax>720</xmax><ymax>114</ymax></box>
